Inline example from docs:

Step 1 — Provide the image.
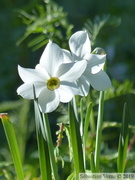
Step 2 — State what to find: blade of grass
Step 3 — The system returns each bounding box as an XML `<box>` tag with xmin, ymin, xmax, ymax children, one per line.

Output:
<box><xmin>0</xmin><ymin>113</ymin><xmax>24</xmax><ymax>180</ymax></box>
<box><xmin>117</xmin><ymin>103</ymin><xmax>129</xmax><ymax>173</ymax></box>
<box><xmin>68</xmin><ymin>99</ymin><xmax>85</xmax><ymax>180</ymax></box>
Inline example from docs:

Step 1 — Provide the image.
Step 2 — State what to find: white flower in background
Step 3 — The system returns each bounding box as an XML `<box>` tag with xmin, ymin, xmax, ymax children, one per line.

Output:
<box><xmin>17</xmin><ymin>41</ymin><xmax>86</xmax><ymax>113</ymax></box>
<box><xmin>63</xmin><ymin>30</ymin><xmax>111</xmax><ymax>96</ymax></box>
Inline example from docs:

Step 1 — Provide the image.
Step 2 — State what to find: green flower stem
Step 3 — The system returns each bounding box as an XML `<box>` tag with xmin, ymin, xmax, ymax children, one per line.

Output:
<box><xmin>89</xmin><ymin>109</ymin><xmax>96</xmax><ymax>134</ymax></box>
<box><xmin>69</xmin><ymin>99</ymin><xmax>85</xmax><ymax>180</ymax></box>
<box><xmin>87</xmin><ymin>95</ymin><xmax>95</xmax><ymax>134</ymax></box>
<box><xmin>0</xmin><ymin>113</ymin><xmax>24</xmax><ymax>180</ymax></box>
<box><xmin>80</xmin><ymin>98</ymin><xmax>84</xmax><ymax>136</ymax></box>
<box><xmin>83</xmin><ymin>102</ymin><xmax>92</xmax><ymax>168</ymax></box>
<box><xmin>42</xmin><ymin>113</ymin><xmax>59</xmax><ymax>180</ymax></box>
<box><xmin>94</xmin><ymin>91</ymin><xmax>104</xmax><ymax>172</ymax></box>
<box><xmin>90</xmin><ymin>152</ymin><xmax>96</xmax><ymax>173</ymax></box>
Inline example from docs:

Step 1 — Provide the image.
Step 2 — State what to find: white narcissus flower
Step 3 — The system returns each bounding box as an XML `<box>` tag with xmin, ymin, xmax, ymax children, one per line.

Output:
<box><xmin>17</xmin><ymin>41</ymin><xmax>87</xmax><ymax>113</ymax></box>
<box><xmin>63</xmin><ymin>30</ymin><xmax>111</xmax><ymax>96</ymax></box>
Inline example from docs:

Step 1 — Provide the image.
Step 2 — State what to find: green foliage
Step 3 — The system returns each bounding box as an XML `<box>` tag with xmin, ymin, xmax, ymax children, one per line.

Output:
<box><xmin>89</xmin><ymin>79</ymin><xmax>135</xmax><ymax>105</ymax></box>
<box><xmin>90</xmin><ymin>152</ymin><xmax>96</xmax><ymax>173</ymax></box>
<box><xmin>104</xmin><ymin>80</ymin><xmax>135</xmax><ymax>101</ymax></box>
<box><xmin>0</xmin><ymin>99</ymin><xmax>39</xmax><ymax>179</ymax></box>
<box><xmin>17</xmin><ymin>1</ymin><xmax>73</xmax><ymax>51</ymax></box>
<box><xmin>68</xmin><ymin>99</ymin><xmax>84</xmax><ymax>179</ymax></box>
<box><xmin>1</xmin><ymin>0</ymin><xmax>135</xmax><ymax>177</ymax></box>
<box><xmin>33</xmin><ymin>86</ymin><xmax>53</xmax><ymax>179</ymax></box>
<box><xmin>0</xmin><ymin>100</ymin><xmax>23</xmax><ymax>112</ymax></box>
<box><xmin>117</xmin><ymin>103</ymin><xmax>129</xmax><ymax>173</ymax></box>
<box><xmin>84</xmin><ymin>15</ymin><xmax>121</xmax><ymax>46</ymax></box>
<box><xmin>0</xmin><ymin>114</ymin><xmax>24</xmax><ymax>180</ymax></box>
<box><xmin>0</xmin><ymin>162</ymin><xmax>13</xmax><ymax>180</ymax></box>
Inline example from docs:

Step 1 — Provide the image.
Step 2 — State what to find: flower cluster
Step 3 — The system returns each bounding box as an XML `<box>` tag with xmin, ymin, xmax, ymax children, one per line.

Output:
<box><xmin>17</xmin><ymin>31</ymin><xmax>111</xmax><ymax>113</ymax></box>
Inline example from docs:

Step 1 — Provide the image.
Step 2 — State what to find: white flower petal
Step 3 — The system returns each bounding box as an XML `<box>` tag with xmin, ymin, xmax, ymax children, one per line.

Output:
<box><xmin>77</xmin><ymin>75</ymin><xmax>90</xmax><ymax>96</ymax></box>
<box><xmin>38</xmin><ymin>88</ymin><xmax>60</xmax><ymax>113</ymax></box>
<box><xmin>18</xmin><ymin>65</ymin><xmax>47</xmax><ymax>83</ymax></box>
<box><xmin>85</xmin><ymin>54</ymin><xmax>106</xmax><ymax>72</ymax></box>
<box><xmin>35</xmin><ymin>64</ymin><xmax>50</xmax><ymax>79</ymax></box>
<box><xmin>84</xmin><ymin>54</ymin><xmax>106</xmax><ymax>67</ymax></box>
<box><xmin>88</xmin><ymin>70</ymin><xmax>112</xmax><ymax>91</ymax></box>
<box><xmin>62</xmin><ymin>49</ymin><xmax>73</xmax><ymax>63</ymax></box>
<box><xmin>39</xmin><ymin>42</ymin><xmax>64</xmax><ymax>76</ymax></box>
<box><xmin>58</xmin><ymin>82</ymin><xmax>79</xmax><ymax>102</ymax></box>
<box><xmin>57</xmin><ymin>60</ymin><xmax>87</xmax><ymax>81</ymax></box>
<box><xmin>69</xmin><ymin>31</ymin><xmax>91</xmax><ymax>58</ymax></box>
<box><xmin>17</xmin><ymin>82</ymin><xmax>45</xmax><ymax>99</ymax></box>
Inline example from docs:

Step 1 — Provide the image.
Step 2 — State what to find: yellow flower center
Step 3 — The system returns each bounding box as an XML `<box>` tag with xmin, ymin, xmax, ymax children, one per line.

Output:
<box><xmin>47</xmin><ymin>77</ymin><xmax>60</xmax><ymax>91</ymax></box>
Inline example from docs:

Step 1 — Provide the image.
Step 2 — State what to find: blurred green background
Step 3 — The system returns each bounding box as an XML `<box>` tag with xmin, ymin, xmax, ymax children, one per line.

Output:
<box><xmin>0</xmin><ymin>0</ymin><xmax>135</xmax><ymax>100</ymax></box>
<box><xmin>0</xmin><ymin>0</ymin><xmax>135</xmax><ymax>178</ymax></box>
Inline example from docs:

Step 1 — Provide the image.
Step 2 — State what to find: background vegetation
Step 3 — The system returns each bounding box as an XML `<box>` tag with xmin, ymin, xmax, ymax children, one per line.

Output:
<box><xmin>0</xmin><ymin>0</ymin><xmax>135</xmax><ymax>179</ymax></box>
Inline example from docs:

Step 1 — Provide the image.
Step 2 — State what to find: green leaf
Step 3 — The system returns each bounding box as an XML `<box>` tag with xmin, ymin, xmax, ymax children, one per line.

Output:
<box><xmin>90</xmin><ymin>152</ymin><xmax>96</xmax><ymax>173</ymax></box>
<box><xmin>54</xmin><ymin>146</ymin><xmax>65</xmax><ymax>168</ymax></box>
<box><xmin>68</xmin><ymin>99</ymin><xmax>85</xmax><ymax>179</ymax></box>
<box><xmin>84</xmin><ymin>15</ymin><xmax>110</xmax><ymax>46</ymax></box>
<box><xmin>83</xmin><ymin>102</ymin><xmax>92</xmax><ymax>168</ymax></box>
<box><xmin>42</xmin><ymin>114</ymin><xmax>59</xmax><ymax>180</ymax></box>
<box><xmin>0</xmin><ymin>113</ymin><xmax>24</xmax><ymax>180</ymax></box>
<box><xmin>34</xmin><ymin>99</ymin><xmax>52</xmax><ymax>180</ymax></box>
<box><xmin>67</xmin><ymin>172</ymin><xmax>75</xmax><ymax>180</ymax></box>
<box><xmin>104</xmin><ymin>80</ymin><xmax>135</xmax><ymax>101</ymax></box>
<box><xmin>17</xmin><ymin>1</ymin><xmax>73</xmax><ymax>50</ymax></box>
<box><xmin>27</xmin><ymin>34</ymin><xmax>46</xmax><ymax>47</ymax></box>
<box><xmin>64</xmin><ymin>125</ymin><xmax>73</xmax><ymax>161</ymax></box>
<box><xmin>117</xmin><ymin>103</ymin><xmax>129</xmax><ymax>173</ymax></box>
<box><xmin>37</xmin><ymin>130</ymin><xmax>52</xmax><ymax>180</ymax></box>
<box><xmin>84</xmin><ymin>14</ymin><xmax>121</xmax><ymax>46</ymax></box>
<box><xmin>33</xmin><ymin>85</ymin><xmax>52</xmax><ymax>180</ymax></box>
<box><xmin>0</xmin><ymin>100</ymin><xmax>24</xmax><ymax>112</ymax></box>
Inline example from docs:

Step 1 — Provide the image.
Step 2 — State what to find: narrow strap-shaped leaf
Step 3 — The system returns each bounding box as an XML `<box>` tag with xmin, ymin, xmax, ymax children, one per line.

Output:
<box><xmin>64</xmin><ymin>125</ymin><xmax>73</xmax><ymax>161</ymax></box>
<box><xmin>33</xmin><ymin>86</ymin><xmax>52</xmax><ymax>179</ymax></box>
<box><xmin>33</xmin><ymin>85</ymin><xmax>46</xmax><ymax>139</ymax></box>
<box><xmin>42</xmin><ymin>113</ymin><xmax>59</xmax><ymax>180</ymax></box>
<box><xmin>90</xmin><ymin>152</ymin><xmax>96</xmax><ymax>173</ymax></box>
<box><xmin>117</xmin><ymin>103</ymin><xmax>129</xmax><ymax>173</ymax></box>
<box><xmin>37</xmin><ymin>130</ymin><xmax>52</xmax><ymax>180</ymax></box>
<box><xmin>34</xmin><ymin>100</ymin><xmax>52</xmax><ymax>180</ymax></box>
<box><xmin>68</xmin><ymin>100</ymin><xmax>85</xmax><ymax>180</ymax></box>
<box><xmin>67</xmin><ymin>172</ymin><xmax>75</xmax><ymax>180</ymax></box>
<box><xmin>0</xmin><ymin>113</ymin><xmax>24</xmax><ymax>180</ymax></box>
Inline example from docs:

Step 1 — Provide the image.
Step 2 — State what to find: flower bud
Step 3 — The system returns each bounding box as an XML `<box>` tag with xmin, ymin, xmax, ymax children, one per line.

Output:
<box><xmin>92</xmin><ymin>47</ymin><xmax>106</xmax><ymax>55</ymax></box>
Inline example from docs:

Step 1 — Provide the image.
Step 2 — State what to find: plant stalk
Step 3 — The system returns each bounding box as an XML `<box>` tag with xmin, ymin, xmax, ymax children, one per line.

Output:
<box><xmin>94</xmin><ymin>91</ymin><xmax>104</xmax><ymax>172</ymax></box>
